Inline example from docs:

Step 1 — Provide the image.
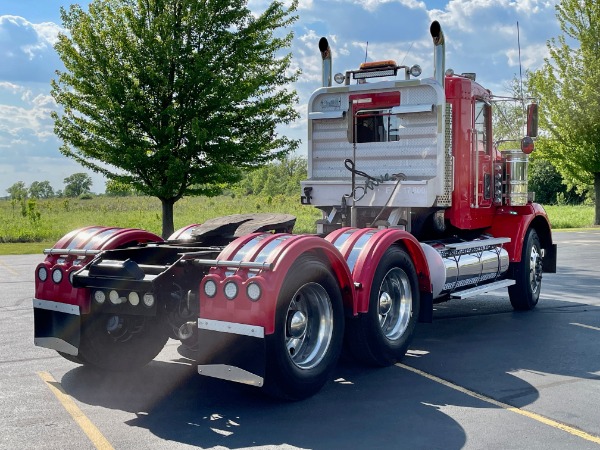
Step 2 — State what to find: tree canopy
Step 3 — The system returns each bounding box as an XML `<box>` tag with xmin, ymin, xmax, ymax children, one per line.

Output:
<box><xmin>528</xmin><ymin>0</ymin><xmax>600</xmax><ymax>223</ymax></box>
<box><xmin>52</xmin><ymin>0</ymin><xmax>300</xmax><ymax>238</ymax></box>
<box><xmin>29</xmin><ymin>181</ymin><xmax>55</xmax><ymax>199</ymax></box>
<box><xmin>64</xmin><ymin>173</ymin><xmax>93</xmax><ymax>197</ymax></box>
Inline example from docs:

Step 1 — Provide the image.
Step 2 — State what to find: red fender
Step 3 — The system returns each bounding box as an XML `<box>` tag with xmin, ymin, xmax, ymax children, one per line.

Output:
<box><xmin>486</xmin><ymin>204</ymin><xmax>552</xmax><ymax>263</ymax></box>
<box><xmin>35</xmin><ymin>227</ymin><xmax>162</xmax><ymax>313</ymax></box>
<box><xmin>199</xmin><ymin>233</ymin><xmax>355</xmax><ymax>335</ymax></box>
<box><xmin>326</xmin><ymin>228</ymin><xmax>432</xmax><ymax>314</ymax></box>
<box><xmin>168</xmin><ymin>224</ymin><xmax>200</xmax><ymax>240</ymax></box>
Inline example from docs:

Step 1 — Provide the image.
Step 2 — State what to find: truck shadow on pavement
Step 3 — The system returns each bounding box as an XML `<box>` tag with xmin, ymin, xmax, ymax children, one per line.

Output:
<box><xmin>59</xmin><ymin>272</ymin><xmax>600</xmax><ymax>449</ymax></box>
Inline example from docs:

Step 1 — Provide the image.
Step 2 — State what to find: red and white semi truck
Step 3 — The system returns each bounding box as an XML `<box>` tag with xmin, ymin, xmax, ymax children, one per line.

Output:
<box><xmin>33</xmin><ymin>21</ymin><xmax>556</xmax><ymax>400</ymax></box>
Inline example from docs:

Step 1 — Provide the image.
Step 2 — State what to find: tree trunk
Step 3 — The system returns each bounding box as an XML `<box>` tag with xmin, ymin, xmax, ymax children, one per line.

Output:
<box><xmin>160</xmin><ymin>198</ymin><xmax>176</xmax><ymax>239</ymax></box>
<box><xmin>595</xmin><ymin>172</ymin><xmax>600</xmax><ymax>226</ymax></box>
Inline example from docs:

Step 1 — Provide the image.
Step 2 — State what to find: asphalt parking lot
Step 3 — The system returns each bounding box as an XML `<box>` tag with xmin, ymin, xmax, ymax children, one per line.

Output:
<box><xmin>1</xmin><ymin>229</ymin><xmax>600</xmax><ymax>449</ymax></box>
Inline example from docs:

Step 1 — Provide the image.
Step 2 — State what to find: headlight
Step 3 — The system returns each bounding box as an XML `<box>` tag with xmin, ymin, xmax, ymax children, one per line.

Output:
<box><xmin>204</xmin><ymin>280</ymin><xmax>217</xmax><ymax>298</ymax></box>
<box><xmin>224</xmin><ymin>281</ymin><xmax>238</xmax><ymax>300</ymax></box>
<box><xmin>247</xmin><ymin>282</ymin><xmax>261</xmax><ymax>301</ymax></box>
<box><xmin>94</xmin><ymin>290</ymin><xmax>106</xmax><ymax>304</ymax></box>
<box><xmin>52</xmin><ymin>268</ymin><xmax>63</xmax><ymax>284</ymax></box>
<box><xmin>38</xmin><ymin>267</ymin><xmax>48</xmax><ymax>282</ymax></box>
<box><xmin>143</xmin><ymin>292</ymin><xmax>155</xmax><ymax>307</ymax></box>
<box><xmin>128</xmin><ymin>291</ymin><xmax>140</xmax><ymax>306</ymax></box>
<box><xmin>410</xmin><ymin>64</ymin><xmax>422</xmax><ymax>77</ymax></box>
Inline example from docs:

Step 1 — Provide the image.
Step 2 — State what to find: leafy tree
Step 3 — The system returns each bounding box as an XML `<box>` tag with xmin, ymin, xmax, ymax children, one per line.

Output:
<box><xmin>6</xmin><ymin>181</ymin><xmax>27</xmax><ymax>201</ymax></box>
<box><xmin>29</xmin><ymin>181</ymin><xmax>55</xmax><ymax>199</ymax></box>
<box><xmin>528</xmin><ymin>0</ymin><xmax>600</xmax><ymax>223</ymax></box>
<box><xmin>234</xmin><ymin>156</ymin><xmax>307</xmax><ymax>197</ymax></box>
<box><xmin>51</xmin><ymin>0</ymin><xmax>300</xmax><ymax>238</ymax></box>
<box><xmin>64</xmin><ymin>173</ymin><xmax>93</xmax><ymax>197</ymax></box>
<box><xmin>105</xmin><ymin>179</ymin><xmax>135</xmax><ymax>197</ymax></box>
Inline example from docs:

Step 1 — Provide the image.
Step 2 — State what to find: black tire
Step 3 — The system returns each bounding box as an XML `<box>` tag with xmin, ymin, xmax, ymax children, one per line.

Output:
<box><xmin>78</xmin><ymin>313</ymin><xmax>169</xmax><ymax>371</ymax></box>
<box><xmin>57</xmin><ymin>352</ymin><xmax>86</xmax><ymax>365</ymax></box>
<box><xmin>509</xmin><ymin>228</ymin><xmax>542</xmax><ymax>311</ymax></box>
<box><xmin>264</xmin><ymin>256</ymin><xmax>344</xmax><ymax>401</ymax></box>
<box><xmin>346</xmin><ymin>246</ymin><xmax>420</xmax><ymax>366</ymax></box>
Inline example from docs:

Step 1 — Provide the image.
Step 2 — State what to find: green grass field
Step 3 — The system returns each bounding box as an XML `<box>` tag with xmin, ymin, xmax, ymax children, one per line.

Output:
<box><xmin>0</xmin><ymin>195</ymin><xmax>596</xmax><ymax>255</ymax></box>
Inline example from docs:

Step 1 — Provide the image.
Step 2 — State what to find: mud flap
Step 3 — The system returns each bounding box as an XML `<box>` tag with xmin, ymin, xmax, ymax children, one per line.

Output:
<box><xmin>33</xmin><ymin>299</ymin><xmax>80</xmax><ymax>356</ymax></box>
<box><xmin>543</xmin><ymin>243</ymin><xmax>557</xmax><ymax>273</ymax></box>
<box><xmin>196</xmin><ymin>319</ymin><xmax>266</xmax><ymax>387</ymax></box>
<box><xmin>418</xmin><ymin>291</ymin><xmax>433</xmax><ymax>323</ymax></box>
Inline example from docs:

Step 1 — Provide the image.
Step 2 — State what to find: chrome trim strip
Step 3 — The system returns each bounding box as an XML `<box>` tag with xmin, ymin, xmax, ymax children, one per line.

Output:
<box><xmin>193</xmin><ymin>259</ymin><xmax>273</xmax><ymax>271</ymax></box>
<box><xmin>198</xmin><ymin>318</ymin><xmax>265</xmax><ymax>339</ymax></box>
<box><xmin>444</xmin><ymin>237</ymin><xmax>510</xmax><ymax>251</ymax></box>
<box><xmin>197</xmin><ymin>364</ymin><xmax>264</xmax><ymax>387</ymax></box>
<box><xmin>43</xmin><ymin>248</ymin><xmax>100</xmax><ymax>256</ymax></box>
<box><xmin>450</xmin><ymin>279</ymin><xmax>515</xmax><ymax>299</ymax></box>
<box><xmin>34</xmin><ymin>337</ymin><xmax>78</xmax><ymax>356</ymax></box>
<box><xmin>33</xmin><ymin>299</ymin><xmax>80</xmax><ymax>316</ymax></box>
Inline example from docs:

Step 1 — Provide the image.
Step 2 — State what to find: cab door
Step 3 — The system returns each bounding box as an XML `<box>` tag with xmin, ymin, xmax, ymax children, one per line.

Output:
<box><xmin>472</xmin><ymin>98</ymin><xmax>493</xmax><ymax>208</ymax></box>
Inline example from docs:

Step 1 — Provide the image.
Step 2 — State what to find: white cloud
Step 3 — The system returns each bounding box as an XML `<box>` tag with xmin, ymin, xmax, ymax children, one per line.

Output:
<box><xmin>352</xmin><ymin>0</ymin><xmax>427</xmax><ymax>12</ymax></box>
<box><xmin>0</xmin><ymin>15</ymin><xmax>63</xmax><ymax>83</ymax></box>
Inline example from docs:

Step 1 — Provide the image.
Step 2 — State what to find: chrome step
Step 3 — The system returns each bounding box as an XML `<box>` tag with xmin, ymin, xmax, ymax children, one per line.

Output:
<box><xmin>450</xmin><ymin>279</ymin><xmax>515</xmax><ymax>299</ymax></box>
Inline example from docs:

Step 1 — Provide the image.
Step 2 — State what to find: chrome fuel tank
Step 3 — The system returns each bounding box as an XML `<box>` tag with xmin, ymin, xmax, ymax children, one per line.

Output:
<box><xmin>421</xmin><ymin>238</ymin><xmax>510</xmax><ymax>299</ymax></box>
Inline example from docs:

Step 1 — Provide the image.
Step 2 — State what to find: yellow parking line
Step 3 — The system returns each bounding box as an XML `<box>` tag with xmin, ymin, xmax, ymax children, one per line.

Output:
<box><xmin>571</xmin><ymin>323</ymin><xmax>600</xmax><ymax>332</ymax></box>
<box><xmin>397</xmin><ymin>363</ymin><xmax>600</xmax><ymax>445</ymax></box>
<box><xmin>37</xmin><ymin>372</ymin><xmax>114</xmax><ymax>450</ymax></box>
<box><xmin>0</xmin><ymin>259</ymin><xmax>19</xmax><ymax>276</ymax></box>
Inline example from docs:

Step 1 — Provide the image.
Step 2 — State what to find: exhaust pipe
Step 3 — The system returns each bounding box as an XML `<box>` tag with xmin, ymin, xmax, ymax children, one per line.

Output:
<box><xmin>430</xmin><ymin>21</ymin><xmax>445</xmax><ymax>89</ymax></box>
<box><xmin>319</xmin><ymin>37</ymin><xmax>332</xmax><ymax>87</ymax></box>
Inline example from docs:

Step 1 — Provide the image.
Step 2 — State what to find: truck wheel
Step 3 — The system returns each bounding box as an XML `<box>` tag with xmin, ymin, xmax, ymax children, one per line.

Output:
<box><xmin>78</xmin><ymin>314</ymin><xmax>169</xmax><ymax>371</ymax></box>
<box><xmin>265</xmin><ymin>256</ymin><xmax>344</xmax><ymax>401</ymax></box>
<box><xmin>57</xmin><ymin>352</ymin><xmax>86</xmax><ymax>365</ymax></box>
<box><xmin>509</xmin><ymin>228</ymin><xmax>542</xmax><ymax>311</ymax></box>
<box><xmin>346</xmin><ymin>246</ymin><xmax>419</xmax><ymax>366</ymax></box>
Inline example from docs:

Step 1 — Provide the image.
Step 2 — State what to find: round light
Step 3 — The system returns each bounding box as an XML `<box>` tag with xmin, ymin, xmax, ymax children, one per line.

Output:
<box><xmin>224</xmin><ymin>281</ymin><xmax>238</xmax><ymax>300</ymax></box>
<box><xmin>409</xmin><ymin>64</ymin><xmax>422</xmax><ymax>77</ymax></box>
<box><xmin>143</xmin><ymin>292</ymin><xmax>155</xmax><ymax>307</ymax></box>
<box><xmin>128</xmin><ymin>291</ymin><xmax>140</xmax><ymax>306</ymax></box>
<box><xmin>38</xmin><ymin>267</ymin><xmax>48</xmax><ymax>282</ymax></box>
<box><xmin>52</xmin><ymin>268</ymin><xmax>63</xmax><ymax>284</ymax></box>
<box><xmin>247</xmin><ymin>282</ymin><xmax>261</xmax><ymax>301</ymax></box>
<box><xmin>334</xmin><ymin>72</ymin><xmax>345</xmax><ymax>84</ymax></box>
<box><xmin>109</xmin><ymin>290</ymin><xmax>121</xmax><ymax>304</ymax></box>
<box><xmin>94</xmin><ymin>290</ymin><xmax>106</xmax><ymax>304</ymax></box>
<box><xmin>204</xmin><ymin>280</ymin><xmax>217</xmax><ymax>298</ymax></box>
<box><xmin>445</xmin><ymin>68</ymin><xmax>455</xmax><ymax>76</ymax></box>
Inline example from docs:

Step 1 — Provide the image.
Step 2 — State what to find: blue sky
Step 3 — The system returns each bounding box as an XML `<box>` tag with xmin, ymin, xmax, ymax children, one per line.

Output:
<box><xmin>0</xmin><ymin>0</ymin><xmax>561</xmax><ymax>195</ymax></box>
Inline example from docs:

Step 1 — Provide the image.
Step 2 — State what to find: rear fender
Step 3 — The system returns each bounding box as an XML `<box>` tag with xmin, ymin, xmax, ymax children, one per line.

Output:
<box><xmin>326</xmin><ymin>228</ymin><xmax>432</xmax><ymax>314</ymax></box>
<box><xmin>199</xmin><ymin>233</ymin><xmax>355</xmax><ymax>335</ymax></box>
<box><xmin>35</xmin><ymin>227</ymin><xmax>162</xmax><ymax>314</ymax></box>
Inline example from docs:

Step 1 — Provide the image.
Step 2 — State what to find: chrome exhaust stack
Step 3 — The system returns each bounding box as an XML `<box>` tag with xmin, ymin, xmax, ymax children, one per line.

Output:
<box><xmin>430</xmin><ymin>21</ymin><xmax>445</xmax><ymax>90</ymax></box>
<box><xmin>319</xmin><ymin>37</ymin><xmax>332</xmax><ymax>87</ymax></box>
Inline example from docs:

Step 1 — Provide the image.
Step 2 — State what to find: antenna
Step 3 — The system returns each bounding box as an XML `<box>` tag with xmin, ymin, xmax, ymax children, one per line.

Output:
<box><xmin>400</xmin><ymin>41</ymin><xmax>414</xmax><ymax>66</ymax></box>
<box><xmin>364</xmin><ymin>41</ymin><xmax>369</xmax><ymax>63</ymax></box>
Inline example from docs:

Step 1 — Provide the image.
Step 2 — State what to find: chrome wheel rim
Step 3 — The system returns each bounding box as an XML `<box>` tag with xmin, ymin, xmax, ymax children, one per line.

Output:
<box><xmin>529</xmin><ymin>245</ymin><xmax>542</xmax><ymax>295</ymax></box>
<box><xmin>378</xmin><ymin>268</ymin><xmax>412</xmax><ymax>341</ymax></box>
<box><xmin>285</xmin><ymin>282</ymin><xmax>333</xmax><ymax>370</ymax></box>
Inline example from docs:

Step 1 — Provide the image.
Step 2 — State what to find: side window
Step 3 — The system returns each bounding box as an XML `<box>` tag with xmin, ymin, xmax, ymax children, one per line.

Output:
<box><xmin>354</xmin><ymin>110</ymin><xmax>400</xmax><ymax>143</ymax></box>
<box><xmin>474</xmin><ymin>100</ymin><xmax>490</xmax><ymax>154</ymax></box>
